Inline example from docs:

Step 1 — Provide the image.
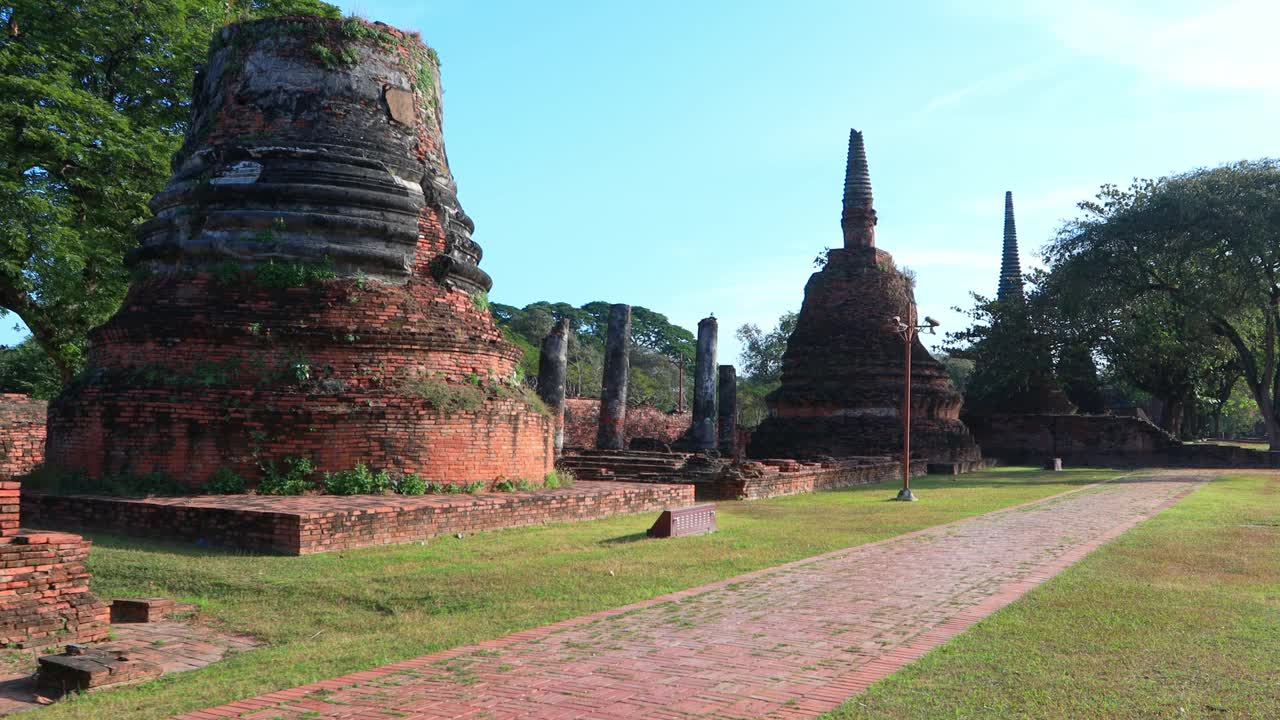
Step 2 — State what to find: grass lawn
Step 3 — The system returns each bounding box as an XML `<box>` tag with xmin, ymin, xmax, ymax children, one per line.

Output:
<box><xmin>826</xmin><ymin>472</ymin><xmax>1280</xmax><ymax>720</ymax></box>
<box><xmin>32</xmin><ymin>467</ymin><xmax>1116</xmax><ymax>719</ymax></box>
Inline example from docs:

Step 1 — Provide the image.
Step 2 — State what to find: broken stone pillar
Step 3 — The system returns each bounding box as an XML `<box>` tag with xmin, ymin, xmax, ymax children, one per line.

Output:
<box><xmin>717</xmin><ymin>365</ymin><xmax>737</xmax><ymax>458</ymax></box>
<box><xmin>596</xmin><ymin>304</ymin><xmax>631</xmax><ymax>450</ymax></box>
<box><xmin>538</xmin><ymin>319</ymin><xmax>570</xmax><ymax>454</ymax></box>
<box><xmin>691</xmin><ymin>317</ymin><xmax>718</xmax><ymax>451</ymax></box>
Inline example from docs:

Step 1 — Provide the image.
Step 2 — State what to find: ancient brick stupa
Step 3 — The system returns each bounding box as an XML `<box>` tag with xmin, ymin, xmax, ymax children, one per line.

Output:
<box><xmin>46</xmin><ymin>17</ymin><xmax>553</xmax><ymax>489</ymax></box>
<box><xmin>748</xmin><ymin>130</ymin><xmax>981</xmax><ymax>464</ymax></box>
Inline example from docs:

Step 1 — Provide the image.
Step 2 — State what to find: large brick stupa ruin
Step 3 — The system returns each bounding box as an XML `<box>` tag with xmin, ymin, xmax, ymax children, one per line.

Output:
<box><xmin>749</xmin><ymin>130</ymin><xmax>982</xmax><ymax>465</ymax></box>
<box><xmin>46</xmin><ymin>17</ymin><xmax>553</xmax><ymax>489</ymax></box>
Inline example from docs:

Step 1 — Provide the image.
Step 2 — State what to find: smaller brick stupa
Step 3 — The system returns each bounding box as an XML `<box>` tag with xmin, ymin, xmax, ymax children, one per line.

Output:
<box><xmin>749</xmin><ymin>130</ymin><xmax>981</xmax><ymax>464</ymax></box>
<box><xmin>961</xmin><ymin>192</ymin><xmax>1075</xmax><ymax>416</ymax></box>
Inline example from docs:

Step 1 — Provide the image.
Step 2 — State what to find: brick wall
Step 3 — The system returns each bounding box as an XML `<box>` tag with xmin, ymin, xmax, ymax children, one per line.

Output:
<box><xmin>562</xmin><ymin>398</ymin><xmax>691</xmax><ymax>449</ymax></box>
<box><xmin>0</xmin><ymin>395</ymin><xmax>46</xmax><ymax>479</ymax></box>
<box><xmin>23</xmin><ymin>481</ymin><xmax>695</xmax><ymax>555</ymax></box>
<box><xmin>712</xmin><ymin>458</ymin><xmax>906</xmax><ymax>500</ymax></box>
<box><xmin>966</xmin><ymin>412</ymin><xmax>1280</xmax><ymax>468</ymax></box>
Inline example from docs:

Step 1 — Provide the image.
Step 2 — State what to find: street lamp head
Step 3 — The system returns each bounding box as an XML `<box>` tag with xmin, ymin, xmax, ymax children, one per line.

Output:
<box><xmin>925</xmin><ymin>316</ymin><xmax>940</xmax><ymax>328</ymax></box>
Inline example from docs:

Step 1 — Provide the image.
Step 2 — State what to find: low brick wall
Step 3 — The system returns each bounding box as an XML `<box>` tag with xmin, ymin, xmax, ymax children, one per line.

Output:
<box><xmin>0</xmin><ymin>395</ymin><xmax>46</xmax><ymax>479</ymax></box>
<box><xmin>707</xmin><ymin>458</ymin><xmax>908</xmax><ymax>500</ymax></box>
<box><xmin>966</xmin><ymin>412</ymin><xmax>1280</xmax><ymax>468</ymax></box>
<box><xmin>23</xmin><ymin>481</ymin><xmax>695</xmax><ymax>555</ymax></box>
<box><xmin>562</xmin><ymin>398</ymin><xmax>690</xmax><ymax>449</ymax></box>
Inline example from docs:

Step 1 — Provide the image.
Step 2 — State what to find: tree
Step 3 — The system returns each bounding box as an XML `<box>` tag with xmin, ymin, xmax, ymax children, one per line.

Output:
<box><xmin>945</xmin><ymin>291</ymin><xmax>1071</xmax><ymax>415</ymax></box>
<box><xmin>0</xmin><ymin>338</ymin><xmax>60</xmax><ymax>398</ymax></box>
<box><xmin>1045</xmin><ymin>161</ymin><xmax>1280</xmax><ymax>446</ymax></box>
<box><xmin>735</xmin><ymin>311</ymin><xmax>797</xmax><ymax>428</ymax></box>
<box><xmin>735</xmin><ymin>311</ymin><xmax>797</xmax><ymax>384</ymax></box>
<box><xmin>0</xmin><ymin>0</ymin><xmax>339</xmax><ymax>383</ymax></box>
<box><xmin>491</xmin><ymin>300</ymin><xmax>696</xmax><ymax>411</ymax></box>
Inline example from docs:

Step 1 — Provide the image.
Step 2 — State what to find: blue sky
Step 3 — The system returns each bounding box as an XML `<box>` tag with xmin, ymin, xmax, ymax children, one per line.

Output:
<box><xmin>5</xmin><ymin>0</ymin><xmax>1278</xmax><ymax>362</ymax></box>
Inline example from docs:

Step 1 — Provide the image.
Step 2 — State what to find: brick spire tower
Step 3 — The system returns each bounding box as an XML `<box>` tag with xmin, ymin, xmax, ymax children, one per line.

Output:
<box><xmin>841</xmin><ymin>129</ymin><xmax>877</xmax><ymax>248</ymax></box>
<box><xmin>997</xmin><ymin>191</ymin><xmax>1024</xmax><ymax>301</ymax></box>
<box><xmin>749</xmin><ymin>130</ymin><xmax>981</xmax><ymax>466</ymax></box>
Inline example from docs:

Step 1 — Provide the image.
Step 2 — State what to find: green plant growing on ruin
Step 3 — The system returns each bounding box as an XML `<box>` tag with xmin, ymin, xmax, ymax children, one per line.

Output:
<box><xmin>427</xmin><ymin>255</ymin><xmax>450</xmax><ymax>282</ymax></box>
<box><xmin>324</xmin><ymin>464</ymin><xmax>392</xmax><ymax>495</ymax></box>
<box><xmin>253</xmin><ymin>260</ymin><xmax>337</xmax><ymax>289</ymax></box>
<box><xmin>463</xmin><ymin>481</ymin><xmax>485</xmax><ymax>494</ymax></box>
<box><xmin>287</xmin><ymin>359</ymin><xmax>312</xmax><ymax>384</ymax></box>
<box><xmin>395</xmin><ymin>473</ymin><xmax>427</xmax><ymax>496</ymax></box>
<box><xmin>311</xmin><ymin>42</ymin><xmax>338</xmax><ymax>70</ymax></box>
<box><xmin>543</xmin><ymin>470</ymin><xmax>572</xmax><ymax>489</ymax></box>
<box><xmin>204</xmin><ymin>468</ymin><xmax>246</xmax><ymax>495</ymax></box>
<box><xmin>493</xmin><ymin>478</ymin><xmax>533</xmax><ymax>493</ymax></box>
<box><xmin>471</xmin><ymin>292</ymin><xmax>491</xmax><ymax>314</ymax></box>
<box><xmin>257</xmin><ymin>457</ymin><xmax>317</xmax><ymax>496</ymax></box>
<box><xmin>402</xmin><ymin>376</ymin><xmax>484</xmax><ymax>414</ymax></box>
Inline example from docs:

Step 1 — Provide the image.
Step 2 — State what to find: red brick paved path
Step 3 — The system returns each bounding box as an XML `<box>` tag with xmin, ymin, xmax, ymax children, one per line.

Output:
<box><xmin>178</xmin><ymin>473</ymin><xmax>1206</xmax><ymax>720</ymax></box>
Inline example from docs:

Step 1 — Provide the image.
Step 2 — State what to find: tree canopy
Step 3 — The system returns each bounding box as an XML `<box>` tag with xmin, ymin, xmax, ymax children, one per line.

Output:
<box><xmin>1042</xmin><ymin>161</ymin><xmax>1280</xmax><ymax>443</ymax></box>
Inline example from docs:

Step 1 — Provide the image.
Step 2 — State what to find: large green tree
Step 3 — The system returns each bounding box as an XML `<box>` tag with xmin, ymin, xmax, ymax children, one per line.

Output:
<box><xmin>1045</xmin><ymin>161</ymin><xmax>1280</xmax><ymax>446</ymax></box>
<box><xmin>0</xmin><ymin>0</ymin><xmax>338</xmax><ymax>383</ymax></box>
<box><xmin>734</xmin><ymin>310</ymin><xmax>797</xmax><ymax>427</ymax></box>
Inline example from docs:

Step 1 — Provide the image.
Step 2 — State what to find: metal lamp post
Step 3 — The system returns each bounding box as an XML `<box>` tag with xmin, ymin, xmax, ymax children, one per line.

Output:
<box><xmin>886</xmin><ymin>310</ymin><xmax>940</xmax><ymax>502</ymax></box>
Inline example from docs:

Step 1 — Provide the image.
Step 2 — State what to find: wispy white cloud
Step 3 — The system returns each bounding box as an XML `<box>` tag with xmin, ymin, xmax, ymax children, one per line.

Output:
<box><xmin>916</xmin><ymin>59</ymin><xmax>1056</xmax><ymax>116</ymax></box>
<box><xmin>1015</xmin><ymin>0</ymin><xmax>1280</xmax><ymax>93</ymax></box>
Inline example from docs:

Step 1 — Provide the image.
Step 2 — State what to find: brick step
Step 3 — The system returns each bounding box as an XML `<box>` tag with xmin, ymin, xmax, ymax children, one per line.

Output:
<box><xmin>566</xmin><ymin>449</ymin><xmax>692</xmax><ymax>460</ymax></box>
<box><xmin>559</xmin><ymin>459</ymin><xmax>686</xmax><ymax>472</ymax></box>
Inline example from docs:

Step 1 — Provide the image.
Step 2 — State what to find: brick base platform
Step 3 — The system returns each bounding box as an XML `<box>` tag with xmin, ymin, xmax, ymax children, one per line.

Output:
<box><xmin>22</xmin><ymin>482</ymin><xmax>695</xmax><ymax>555</ymax></box>
<box><xmin>559</xmin><ymin>450</ymin><xmax>922</xmax><ymax>501</ymax></box>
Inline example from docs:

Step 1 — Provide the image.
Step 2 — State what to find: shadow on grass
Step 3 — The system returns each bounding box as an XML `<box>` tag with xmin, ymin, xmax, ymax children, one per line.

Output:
<box><xmin>80</xmin><ymin>532</ymin><xmax>270</xmax><ymax>558</ymax></box>
<box><xmin>599</xmin><ymin>531</ymin><xmax>649</xmax><ymax>546</ymax></box>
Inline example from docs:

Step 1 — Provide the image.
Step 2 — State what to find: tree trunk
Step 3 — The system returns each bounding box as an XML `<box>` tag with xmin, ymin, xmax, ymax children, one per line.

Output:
<box><xmin>1161</xmin><ymin>398</ymin><xmax>1183</xmax><ymax>437</ymax></box>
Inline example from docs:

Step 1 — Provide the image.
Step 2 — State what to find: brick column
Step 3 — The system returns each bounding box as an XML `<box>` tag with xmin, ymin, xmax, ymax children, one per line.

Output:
<box><xmin>717</xmin><ymin>365</ymin><xmax>737</xmax><ymax>459</ymax></box>
<box><xmin>691</xmin><ymin>317</ymin><xmax>718</xmax><ymax>451</ymax></box>
<box><xmin>596</xmin><ymin>304</ymin><xmax>631</xmax><ymax>450</ymax></box>
<box><xmin>538</xmin><ymin>318</ymin><xmax>570</xmax><ymax>455</ymax></box>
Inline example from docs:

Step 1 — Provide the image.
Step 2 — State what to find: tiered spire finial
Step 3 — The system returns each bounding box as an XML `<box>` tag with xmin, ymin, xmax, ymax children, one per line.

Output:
<box><xmin>997</xmin><ymin>191</ymin><xmax>1024</xmax><ymax>301</ymax></box>
<box><xmin>840</xmin><ymin>129</ymin><xmax>877</xmax><ymax>249</ymax></box>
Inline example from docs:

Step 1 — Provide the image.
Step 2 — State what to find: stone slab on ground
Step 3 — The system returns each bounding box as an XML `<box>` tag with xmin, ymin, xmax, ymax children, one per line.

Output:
<box><xmin>36</xmin><ymin>647</ymin><xmax>163</xmax><ymax>692</ymax></box>
<box><xmin>178</xmin><ymin>470</ymin><xmax>1207</xmax><ymax>720</ymax></box>
<box><xmin>22</xmin><ymin>481</ymin><xmax>694</xmax><ymax>555</ymax></box>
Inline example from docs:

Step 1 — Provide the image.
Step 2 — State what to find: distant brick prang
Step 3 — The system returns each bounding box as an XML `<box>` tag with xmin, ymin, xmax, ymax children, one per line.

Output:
<box><xmin>23</xmin><ymin>482</ymin><xmax>693</xmax><ymax>555</ymax></box>
<box><xmin>45</xmin><ymin>18</ymin><xmax>552</xmax><ymax>490</ymax></box>
<box><xmin>750</xmin><ymin>130</ymin><xmax>980</xmax><ymax>465</ymax></box>
<box><xmin>0</xmin><ymin>395</ymin><xmax>46</xmax><ymax>480</ymax></box>
<box><xmin>562</xmin><ymin>398</ymin><xmax>691</xmax><ymax>449</ymax></box>
<box><xmin>0</xmin><ymin>482</ymin><xmax>109</xmax><ymax>647</ymax></box>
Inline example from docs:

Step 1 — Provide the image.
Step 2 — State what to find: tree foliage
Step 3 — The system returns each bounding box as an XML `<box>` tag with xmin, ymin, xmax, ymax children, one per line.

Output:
<box><xmin>734</xmin><ymin>311</ymin><xmax>797</xmax><ymax>428</ymax></box>
<box><xmin>1044</xmin><ymin>161</ymin><xmax>1280</xmax><ymax>444</ymax></box>
<box><xmin>491</xmin><ymin>300</ymin><xmax>696</xmax><ymax>411</ymax></box>
<box><xmin>0</xmin><ymin>0</ymin><xmax>338</xmax><ymax>384</ymax></box>
<box><xmin>945</xmin><ymin>290</ymin><xmax>1070</xmax><ymax>416</ymax></box>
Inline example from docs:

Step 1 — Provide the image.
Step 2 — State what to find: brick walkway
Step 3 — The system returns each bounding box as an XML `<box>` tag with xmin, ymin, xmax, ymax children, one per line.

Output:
<box><xmin>179</xmin><ymin>472</ymin><xmax>1206</xmax><ymax>720</ymax></box>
